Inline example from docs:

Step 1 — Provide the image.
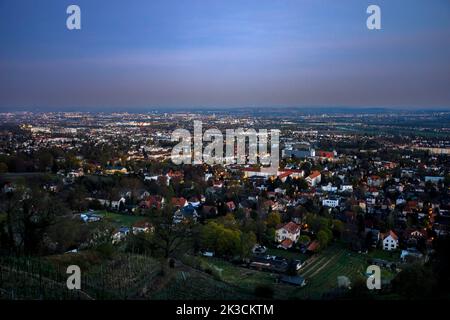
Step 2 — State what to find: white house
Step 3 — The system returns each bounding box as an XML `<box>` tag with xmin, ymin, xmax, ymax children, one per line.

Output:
<box><xmin>396</xmin><ymin>197</ymin><xmax>406</xmax><ymax>205</ymax></box>
<box><xmin>322</xmin><ymin>198</ymin><xmax>340</xmax><ymax>208</ymax></box>
<box><xmin>382</xmin><ymin>230</ymin><xmax>399</xmax><ymax>251</ymax></box>
<box><xmin>321</xmin><ymin>183</ymin><xmax>337</xmax><ymax>192</ymax></box>
<box><xmin>86</xmin><ymin>197</ymin><xmax>126</xmax><ymax>210</ymax></box>
<box><xmin>367</xmin><ymin>175</ymin><xmax>383</xmax><ymax>187</ymax></box>
<box><xmin>306</xmin><ymin>171</ymin><xmax>321</xmax><ymax>187</ymax></box>
<box><xmin>112</xmin><ymin>227</ymin><xmax>130</xmax><ymax>244</ymax></box>
<box><xmin>275</xmin><ymin>222</ymin><xmax>301</xmax><ymax>249</ymax></box>
<box><xmin>340</xmin><ymin>184</ymin><xmax>353</xmax><ymax>192</ymax></box>
<box><xmin>144</xmin><ymin>175</ymin><xmax>159</xmax><ymax>182</ymax></box>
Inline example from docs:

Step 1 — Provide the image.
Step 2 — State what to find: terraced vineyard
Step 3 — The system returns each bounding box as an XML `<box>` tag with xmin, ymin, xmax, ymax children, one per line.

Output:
<box><xmin>80</xmin><ymin>254</ymin><xmax>162</xmax><ymax>299</ymax></box>
<box><xmin>151</xmin><ymin>268</ymin><xmax>252</xmax><ymax>300</ymax></box>
<box><xmin>0</xmin><ymin>253</ymin><xmax>162</xmax><ymax>300</ymax></box>
<box><xmin>0</xmin><ymin>264</ymin><xmax>92</xmax><ymax>300</ymax></box>
<box><xmin>0</xmin><ymin>245</ymin><xmax>398</xmax><ymax>300</ymax></box>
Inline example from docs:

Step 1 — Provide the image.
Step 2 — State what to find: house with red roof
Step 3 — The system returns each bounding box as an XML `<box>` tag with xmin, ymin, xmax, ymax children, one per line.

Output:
<box><xmin>132</xmin><ymin>221</ymin><xmax>153</xmax><ymax>234</ymax></box>
<box><xmin>275</xmin><ymin>222</ymin><xmax>301</xmax><ymax>249</ymax></box>
<box><xmin>225</xmin><ymin>201</ymin><xmax>236</xmax><ymax>212</ymax></box>
<box><xmin>368</xmin><ymin>175</ymin><xmax>384</xmax><ymax>187</ymax></box>
<box><xmin>140</xmin><ymin>195</ymin><xmax>164</xmax><ymax>209</ymax></box>
<box><xmin>171</xmin><ymin>197</ymin><xmax>188</xmax><ymax>208</ymax></box>
<box><xmin>382</xmin><ymin>230</ymin><xmax>399</xmax><ymax>251</ymax></box>
<box><xmin>306</xmin><ymin>240</ymin><xmax>320</xmax><ymax>253</ymax></box>
<box><xmin>306</xmin><ymin>170</ymin><xmax>321</xmax><ymax>187</ymax></box>
<box><xmin>316</xmin><ymin>150</ymin><xmax>335</xmax><ymax>159</ymax></box>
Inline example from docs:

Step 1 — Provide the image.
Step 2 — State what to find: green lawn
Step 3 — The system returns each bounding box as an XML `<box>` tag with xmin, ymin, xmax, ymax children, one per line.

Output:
<box><xmin>287</xmin><ymin>243</ymin><xmax>399</xmax><ymax>299</ymax></box>
<box><xmin>266</xmin><ymin>247</ymin><xmax>309</xmax><ymax>262</ymax></box>
<box><xmin>196</xmin><ymin>257</ymin><xmax>298</xmax><ymax>299</ymax></box>
<box><xmin>199</xmin><ymin>257</ymin><xmax>277</xmax><ymax>289</ymax></box>
<box><xmin>196</xmin><ymin>244</ymin><xmax>389</xmax><ymax>300</ymax></box>
<box><xmin>96</xmin><ymin>211</ymin><xmax>146</xmax><ymax>227</ymax></box>
<box><xmin>368</xmin><ymin>249</ymin><xmax>400</xmax><ymax>262</ymax></box>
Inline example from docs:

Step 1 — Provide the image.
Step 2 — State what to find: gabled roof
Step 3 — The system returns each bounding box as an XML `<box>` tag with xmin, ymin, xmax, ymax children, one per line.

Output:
<box><xmin>171</xmin><ymin>197</ymin><xmax>187</xmax><ymax>207</ymax></box>
<box><xmin>279</xmin><ymin>238</ymin><xmax>293</xmax><ymax>249</ymax></box>
<box><xmin>167</xmin><ymin>170</ymin><xmax>184</xmax><ymax>178</ymax></box>
<box><xmin>307</xmin><ymin>240</ymin><xmax>320</xmax><ymax>252</ymax></box>
<box><xmin>308</xmin><ymin>170</ymin><xmax>321</xmax><ymax>179</ymax></box>
<box><xmin>278</xmin><ymin>221</ymin><xmax>301</xmax><ymax>234</ymax></box>
<box><xmin>133</xmin><ymin>220</ymin><xmax>151</xmax><ymax>228</ymax></box>
<box><xmin>382</xmin><ymin>230</ymin><xmax>398</xmax><ymax>241</ymax></box>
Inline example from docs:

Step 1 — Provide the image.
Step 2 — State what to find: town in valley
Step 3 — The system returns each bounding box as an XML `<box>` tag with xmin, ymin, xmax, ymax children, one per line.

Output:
<box><xmin>0</xmin><ymin>108</ymin><xmax>449</xmax><ymax>300</ymax></box>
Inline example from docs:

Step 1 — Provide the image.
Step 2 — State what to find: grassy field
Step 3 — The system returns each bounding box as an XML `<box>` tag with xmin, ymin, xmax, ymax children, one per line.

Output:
<box><xmin>197</xmin><ymin>257</ymin><xmax>297</xmax><ymax>299</ymax></box>
<box><xmin>367</xmin><ymin>249</ymin><xmax>401</xmax><ymax>262</ymax></box>
<box><xmin>266</xmin><ymin>247</ymin><xmax>309</xmax><ymax>262</ymax></box>
<box><xmin>96</xmin><ymin>211</ymin><xmax>147</xmax><ymax>227</ymax></box>
<box><xmin>196</xmin><ymin>243</ymin><xmax>398</xmax><ymax>300</ymax></box>
<box><xmin>292</xmin><ymin>244</ymin><xmax>397</xmax><ymax>299</ymax></box>
<box><xmin>293</xmin><ymin>245</ymin><xmax>367</xmax><ymax>299</ymax></box>
<box><xmin>199</xmin><ymin>258</ymin><xmax>276</xmax><ymax>288</ymax></box>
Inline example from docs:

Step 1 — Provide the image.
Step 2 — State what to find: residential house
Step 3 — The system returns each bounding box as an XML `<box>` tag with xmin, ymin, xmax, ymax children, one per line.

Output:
<box><xmin>86</xmin><ymin>197</ymin><xmax>126</xmax><ymax>211</ymax></box>
<box><xmin>132</xmin><ymin>221</ymin><xmax>153</xmax><ymax>234</ymax></box>
<box><xmin>173</xmin><ymin>204</ymin><xmax>199</xmax><ymax>223</ymax></box>
<box><xmin>322</xmin><ymin>183</ymin><xmax>338</xmax><ymax>192</ymax></box>
<box><xmin>368</xmin><ymin>175</ymin><xmax>383</xmax><ymax>187</ymax></box>
<box><xmin>171</xmin><ymin>197</ymin><xmax>188</xmax><ymax>208</ymax></box>
<box><xmin>316</xmin><ymin>150</ymin><xmax>335</xmax><ymax>159</ymax></box>
<box><xmin>382</xmin><ymin>230</ymin><xmax>399</xmax><ymax>251</ymax></box>
<box><xmin>306</xmin><ymin>171</ymin><xmax>321</xmax><ymax>187</ymax></box>
<box><xmin>275</xmin><ymin>222</ymin><xmax>301</xmax><ymax>249</ymax></box>
<box><xmin>112</xmin><ymin>227</ymin><xmax>130</xmax><ymax>244</ymax></box>
<box><xmin>140</xmin><ymin>195</ymin><xmax>164</xmax><ymax>209</ymax></box>
<box><xmin>340</xmin><ymin>184</ymin><xmax>353</xmax><ymax>192</ymax></box>
<box><xmin>306</xmin><ymin>240</ymin><xmax>320</xmax><ymax>253</ymax></box>
<box><xmin>322</xmin><ymin>198</ymin><xmax>340</xmax><ymax>208</ymax></box>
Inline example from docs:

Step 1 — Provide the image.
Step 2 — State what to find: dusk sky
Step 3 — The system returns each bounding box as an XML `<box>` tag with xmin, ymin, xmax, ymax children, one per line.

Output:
<box><xmin>0</xmin><ymin>0</ymin><xmax>449</xmax><ymax>110</ymax></box>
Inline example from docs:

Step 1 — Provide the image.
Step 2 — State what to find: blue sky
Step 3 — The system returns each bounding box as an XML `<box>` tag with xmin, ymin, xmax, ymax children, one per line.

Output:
<box><xmin>0</xmin><ymin>0</ymin><xmax>449</xmax><ymax>110</ymax></box>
